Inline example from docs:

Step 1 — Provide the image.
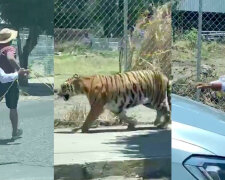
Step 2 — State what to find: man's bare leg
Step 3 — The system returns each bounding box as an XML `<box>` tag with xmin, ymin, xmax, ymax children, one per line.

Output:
<box><xmin>10</xmin><ymin>109</ymin><xmax>18</xmax><ymax>136</ymax></box>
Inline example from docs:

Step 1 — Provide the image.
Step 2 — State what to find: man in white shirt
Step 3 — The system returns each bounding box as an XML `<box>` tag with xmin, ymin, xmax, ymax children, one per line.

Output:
<box><xmin>197</xmin><ymin>76</ymin><xmax>225</xmax><ymax>92</ymax></box>
<box><xmin>0</xmin><ymin>28</ymin><xmax>29</xmax><ymax>140</ymax></box>
<box><xmin>0</xmin><ymin>67</ymin><xmax>28</xmax><ymax>83</ymax></box>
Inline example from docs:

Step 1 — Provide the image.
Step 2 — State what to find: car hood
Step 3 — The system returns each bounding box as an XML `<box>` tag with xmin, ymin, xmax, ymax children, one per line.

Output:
<box><xmin>172</xmin><ymin>94</ymin><xmax>225</xmax><ymax>156</ymax></box>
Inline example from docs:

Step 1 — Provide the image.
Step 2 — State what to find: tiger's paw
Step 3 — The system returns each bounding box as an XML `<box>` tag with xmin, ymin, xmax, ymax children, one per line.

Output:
<box><xmin>81</xmin><ymin>127</ymin><xmax>89</xmax><ymax>133</ymax></box>
<box><xmin>127</xmin><ymin>123</ymin><xmax>136</xmax><ymax>131</ymax></box>
<box><xmin>154</xmin><ymin>119</ymin><xmax>161</xmax><ymax>127</ymax></box>
<box><xmin>156</xmin><ymin>122</ymin><xmax>169</xmax><ymax>129</ymax></box>
<box><xmin>72</xmin><ymin>127</ymin><xmax>82</xmax><ymax>133</ymax></box>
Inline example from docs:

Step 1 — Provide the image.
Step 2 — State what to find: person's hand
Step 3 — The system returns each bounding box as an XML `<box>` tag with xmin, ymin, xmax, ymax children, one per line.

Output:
<box><xmin>196</xmin><ymin>82</ymin><xmax>212</xmax><ymax>90</ymax></box>
<box><xmin>18</xmin><ymin>68</ymin><xmax>30</xmax><ymax>78</ymax></box>
<box><xmin>196</xmin><ymin>82</ymin><xmax>222</xmax><ymax>91</ymax></box>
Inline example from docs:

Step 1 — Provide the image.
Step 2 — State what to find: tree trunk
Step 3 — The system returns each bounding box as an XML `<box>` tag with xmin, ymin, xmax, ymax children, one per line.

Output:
<box><xmin>17</xmin><ymin>32</ymin><xmax>23</xmax><ymax>62</ymax></box>
<box><xmin>19</xmin><ymin>27</ymin><xmax>39</xmax><ymax>86</ymax></box>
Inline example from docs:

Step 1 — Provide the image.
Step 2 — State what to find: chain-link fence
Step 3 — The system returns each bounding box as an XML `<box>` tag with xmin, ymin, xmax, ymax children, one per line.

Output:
<box><xmin>54</xmin><ymin>0</ymin><xmax>172</xmax><ymax>128</ymax></box>
<box><xmin>172</xmin><ymin>0</ymin><xmax>225</xmax><ymax>111</ymax></box>
<box><xmin>55</xmin><ymin>0</ymin><xmax>225</xmax><ymax>110</ymax></box>
<box><xmin>54</xmin><ymin>0</ymin><xmax>172</xmax><ymax>77</ymax></box>
<box><xmin>19</xmin><ymin>29</ymin><xmax>54</xmax><ymax>77</ymax></box>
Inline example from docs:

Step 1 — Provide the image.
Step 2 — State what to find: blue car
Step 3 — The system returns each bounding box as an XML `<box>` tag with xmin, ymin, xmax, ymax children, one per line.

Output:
<box><xmin>172</xmin><ymin>94</ymin><xmax>225</xmax><ymax>180</ymax></box>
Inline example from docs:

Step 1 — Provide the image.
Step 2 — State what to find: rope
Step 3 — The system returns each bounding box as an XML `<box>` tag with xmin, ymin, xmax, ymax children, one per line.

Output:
<box><xmin>0</xmin><ymin>71</ymin><xmax>54</xmax><ymax>102</ymax></box>
<box><xmin>32</xmin><ymin>72</ymin><xmax>54</xmax><ymax>93</ymax></box>
<box><xmin>0</xmin><ymin>80</ymin><xmax>17</xmax><ymax>101</ymax></box>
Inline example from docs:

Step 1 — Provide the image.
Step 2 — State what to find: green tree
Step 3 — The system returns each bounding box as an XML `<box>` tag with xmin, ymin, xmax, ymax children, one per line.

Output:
<box><xmin>55</xmin><ymin>0</ymin><xmax>88</xmax><ymax>28</ymax></box>
<box><xmin>54</xmin><ymin>0</ymin><xmax>172</xmax><ymax>38</ymax></box>
<box><xmin>0</xmin><ymin>0</ymin><xmax>53</xmax><ymax>85</ymax></box>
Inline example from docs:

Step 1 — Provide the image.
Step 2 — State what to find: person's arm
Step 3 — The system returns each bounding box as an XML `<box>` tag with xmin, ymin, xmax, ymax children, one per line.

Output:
<box><xmin>209</xmin><ymin>81</ymin><xmax>222</xmax><ymax>91</ymax></box>
<box><xmin>197</xmin><ymin>80</ymin><xmax>224</xmax><ymax>92</ymax></box>
<box><xmin>0</xmin><ymin>68</ymin><xmax>29</xmax><ymax>84</ymax></box>
<box><xmin>7</xmin><ymin>52</ymin><xmax>20</xmax><ymax>71</ymax></box>
<box><xmin>0</xmin><ymin>67</ymin><xmax>18</xmax><ymax>83</ymax></box>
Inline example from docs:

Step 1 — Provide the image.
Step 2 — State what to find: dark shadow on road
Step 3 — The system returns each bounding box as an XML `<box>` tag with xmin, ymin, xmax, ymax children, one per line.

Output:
<box><xmin>0</xmin><ymin>138</ymin><xmax>21</xmax><ymax>145</ymax></box>
<box><xmin>55</xmin><ymin>126</ymin><xmax>163</xmax><ymax>134</ymax></box>
<box><xmin>87</xmin><ymin>126</ymin><xmax>162</xmax><ymax>133</ymax></box>
<box><xmin>20</xmin><ymin>83</ymin><xmax>53</xmax><ymax>96</ymax></box>
<box><xmin>105</xmin><ymin>130</ymin><xmax>171</xmax><ymax>179</ymax></box>
<box><xmin>0</xmin><ymin>162</ymin><xmax>19</xmax><ymax>166</ymax></box>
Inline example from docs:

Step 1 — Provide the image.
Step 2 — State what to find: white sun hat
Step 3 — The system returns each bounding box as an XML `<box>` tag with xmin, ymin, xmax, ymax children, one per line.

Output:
<box><xmin>0</xmin><ymin>28</ymin><xmax>18</xmax><ymax>44</ymax></box>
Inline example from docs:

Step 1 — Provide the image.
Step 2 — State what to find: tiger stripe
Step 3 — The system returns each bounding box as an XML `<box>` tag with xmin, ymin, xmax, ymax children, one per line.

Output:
<box><xmin>58</xmin><ymin>70</ymin><xmax>171</xmax><ymax>132</ymax></box>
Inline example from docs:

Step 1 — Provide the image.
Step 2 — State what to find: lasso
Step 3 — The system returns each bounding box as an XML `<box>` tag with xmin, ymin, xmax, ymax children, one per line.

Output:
<box><xmin>0</xmin><ymin>70</ymin><xmax>54</xmax><ymax>102</ymax></box>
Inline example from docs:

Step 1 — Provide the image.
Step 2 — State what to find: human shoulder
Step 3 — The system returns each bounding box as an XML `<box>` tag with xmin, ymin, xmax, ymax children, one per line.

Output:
<box><xmin>2</xmin><ymin>46</ymin><xmax>16</xmax><ymax>58</ymax></box>
<box><xmin>1</xmin><ymin>46</ymin><xmax>16</xmax><ymax>55</ymax></box>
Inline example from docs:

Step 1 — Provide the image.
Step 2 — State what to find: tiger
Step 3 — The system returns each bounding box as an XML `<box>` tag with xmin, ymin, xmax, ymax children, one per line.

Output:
<box><xmin>58</xmin><ymin>70</ymin><xmax>171</xmax><ymax>133</ymax></box>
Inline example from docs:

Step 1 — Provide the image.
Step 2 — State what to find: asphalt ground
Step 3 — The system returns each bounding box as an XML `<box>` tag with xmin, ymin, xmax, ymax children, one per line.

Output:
<box><xmin>55</xmin><ymin>127</ymin><xmax>171</xmax><ymax>180</ymax></box>
<box><xmin>0</xmin><ymin>97</ymin><xmax>54</xmax><ymax>180</ymax></box>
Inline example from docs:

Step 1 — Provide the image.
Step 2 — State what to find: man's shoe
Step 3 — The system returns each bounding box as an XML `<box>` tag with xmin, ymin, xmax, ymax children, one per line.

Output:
<box><xmin>12</xmin><ymin>129</ymin><xmax>23</xmax><ymax>140</ymax></box>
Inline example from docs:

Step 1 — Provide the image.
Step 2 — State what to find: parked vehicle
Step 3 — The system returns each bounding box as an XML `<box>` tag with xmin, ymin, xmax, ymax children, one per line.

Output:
<box><xmin>172</xmin><ymin>94</ymin><xmax>225</xmax><ymax>180</ymax></box>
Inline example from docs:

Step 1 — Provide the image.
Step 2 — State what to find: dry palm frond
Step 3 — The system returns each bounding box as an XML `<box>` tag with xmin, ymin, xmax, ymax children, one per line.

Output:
<box><xmin>130</xmin><ymin>3</ymin><xmax>172</xmax><ymax>78</ymax></box>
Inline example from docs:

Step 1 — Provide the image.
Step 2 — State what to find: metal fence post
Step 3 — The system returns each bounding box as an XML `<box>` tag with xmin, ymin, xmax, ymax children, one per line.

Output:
<box><xmin>123</xmin><ymin>0</ymin><xmax>128</xmax><ymax>72</ymax></box>
<box><xmin>196</xmin><ymin>0</ymin><xmax>203</xmax><ymax>100</ymax></box>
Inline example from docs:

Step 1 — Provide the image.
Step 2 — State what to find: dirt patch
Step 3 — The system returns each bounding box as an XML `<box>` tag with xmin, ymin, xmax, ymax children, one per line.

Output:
<box><xmin>172</xmin><ymin>41</ymin><xmax>225</xmax><ymax>111</ymax></box>
<box><xmin>54</xmin><ymin>94</ymin><xmax>120</xmax><ymax>129</ymax></box>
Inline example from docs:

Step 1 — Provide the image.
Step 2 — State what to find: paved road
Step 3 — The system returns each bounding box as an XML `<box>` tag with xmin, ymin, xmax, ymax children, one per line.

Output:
<box><xmin>55</xmin><ymin>128</ymin><xmax>171</xmax><ymax>165</ymax></box>
<box><xmin>0</xmin><ymin>97</ymin><xmax>54</xmax><ymax>180</ymax></box>
<box><xmin>55</xmin><ymin>127</ymin><xmax>171</xmax><ymax>180</ymax></box>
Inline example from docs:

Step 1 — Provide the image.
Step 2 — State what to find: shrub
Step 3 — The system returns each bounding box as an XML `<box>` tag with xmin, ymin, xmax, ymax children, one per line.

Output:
<box><xmin>183</xmin><ymin>28</ymin><xmax>198</xmax><ymax>50</ymax></box>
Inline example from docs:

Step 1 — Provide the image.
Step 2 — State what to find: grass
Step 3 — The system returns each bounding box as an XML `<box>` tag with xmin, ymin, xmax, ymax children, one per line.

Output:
<box><xmin>55</xmin><ymin>104</ymin><xmax>88</xmax><ymax>128</ymax></box>
<box><xmin>172</xmin><ymin>39</ymin><xmax>225</xmax><ymax>111</ymax></box>
<box><xmin>172</xmin><ymin>40</ymin><xmax>225</xmax><ymax>76</ymax></box>
<box><xmin>54</xmin><ymin>50</ymin><xmax>119</xmax><ymax>89</ymax></box>
<box><xmin>54</xmin><ymin>106</ymin><xmax>120</xmax><ymax>129</ymax></box>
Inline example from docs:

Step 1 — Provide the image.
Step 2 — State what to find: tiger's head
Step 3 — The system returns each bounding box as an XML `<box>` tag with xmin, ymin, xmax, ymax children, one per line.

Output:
<box><xmin>58</xmin><ymin>74</ymin><xmax>82</xmax><ymax>101</ymax></box>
